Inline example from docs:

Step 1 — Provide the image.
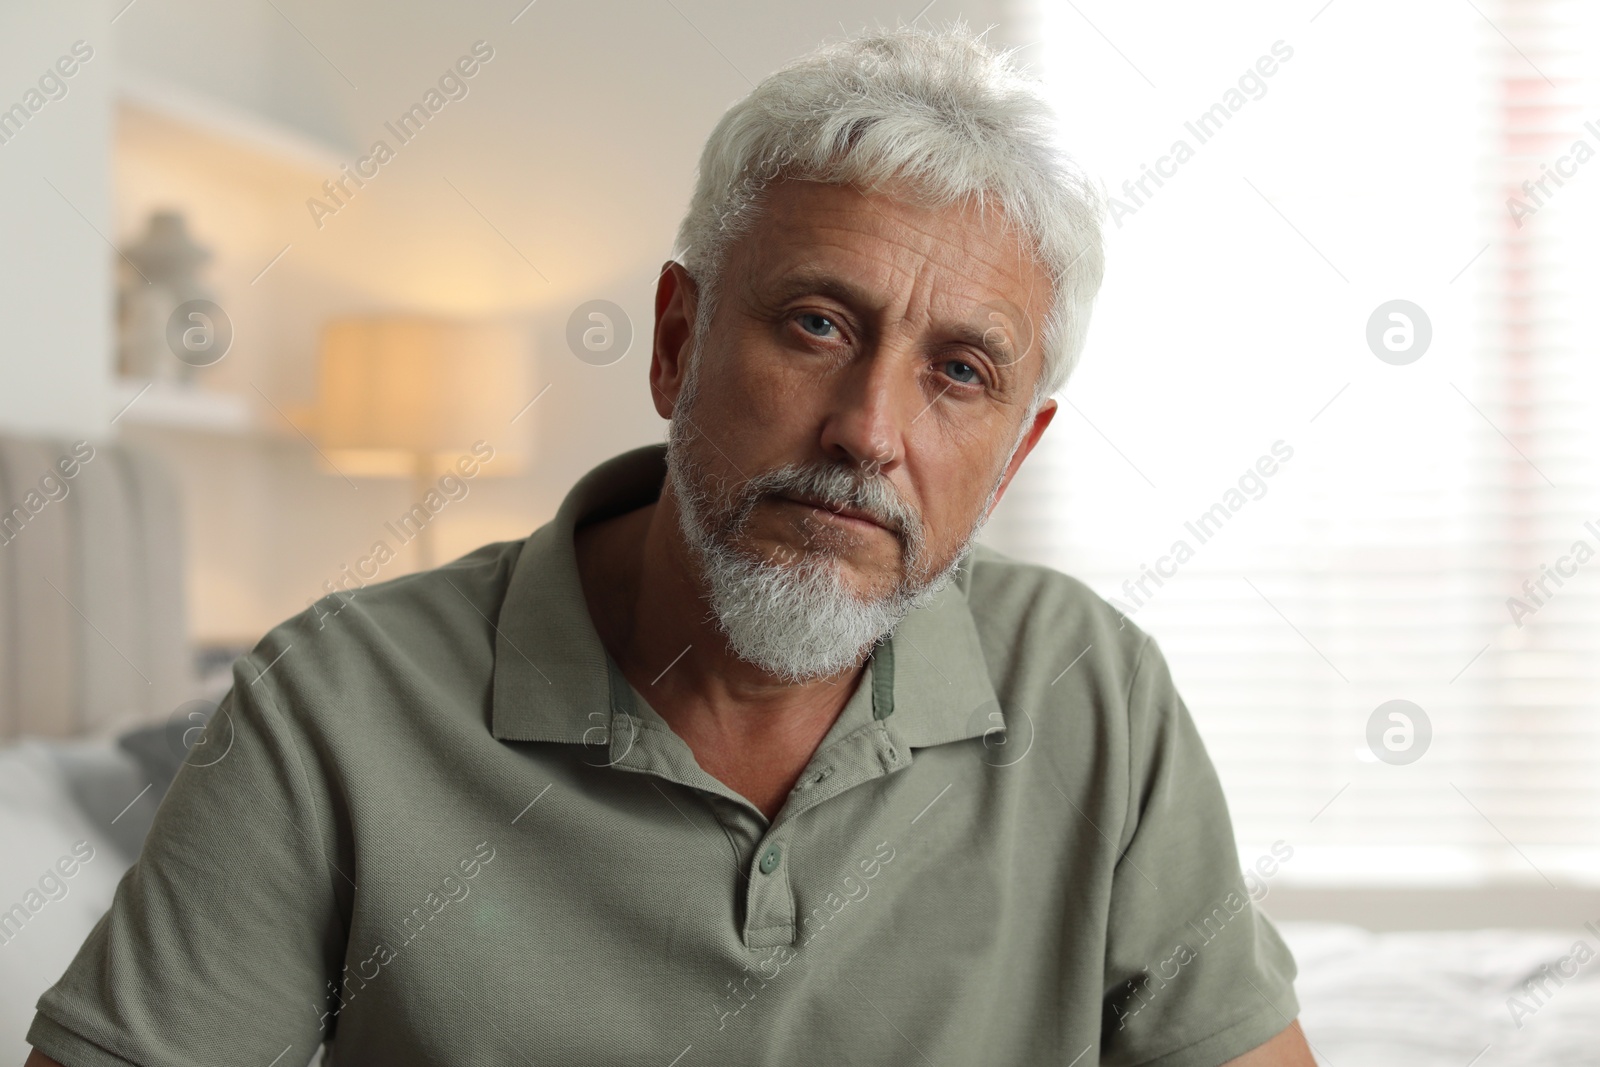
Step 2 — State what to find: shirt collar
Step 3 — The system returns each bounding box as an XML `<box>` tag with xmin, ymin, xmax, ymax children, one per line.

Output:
<box><xmin>490</xmin><ymin>443</ymin><xmax>999</xmax><ymax>749</ymax></box>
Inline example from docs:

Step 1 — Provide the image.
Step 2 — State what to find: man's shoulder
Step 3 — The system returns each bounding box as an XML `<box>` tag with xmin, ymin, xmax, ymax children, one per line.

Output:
<box><xmin>963</xmin><ymin>541</ymin><xmax>1146</xmax><ymax>637</ymax></box>
<box><xmin>961</xmin><ymin>541</ymin><xmax>1154</xmax><ymax>690</ymax></box>
<box><xmin>240</xmin><ymin>537</ymin><xmax>528</xmax><ymax>693</ymax></box>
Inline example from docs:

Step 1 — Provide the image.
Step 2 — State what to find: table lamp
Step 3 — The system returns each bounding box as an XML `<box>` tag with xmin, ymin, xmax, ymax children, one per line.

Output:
<box><xmin>317</xmin><ymin>316</ymin><xmax>528</xmax><ymax>568</ymax></box>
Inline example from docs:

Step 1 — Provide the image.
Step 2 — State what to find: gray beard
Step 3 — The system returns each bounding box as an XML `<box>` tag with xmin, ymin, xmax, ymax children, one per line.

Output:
<box><xmin>663</xmin><ymin>357</ymin><xmax>1016</xmax><ymax>684</ymax></box>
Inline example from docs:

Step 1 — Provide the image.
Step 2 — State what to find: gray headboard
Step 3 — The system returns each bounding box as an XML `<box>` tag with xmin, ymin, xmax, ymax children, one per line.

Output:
<box><xmin>0</xmin><ymin>435</ymin><xmax>194</xmax><ymax>740</ymax></box>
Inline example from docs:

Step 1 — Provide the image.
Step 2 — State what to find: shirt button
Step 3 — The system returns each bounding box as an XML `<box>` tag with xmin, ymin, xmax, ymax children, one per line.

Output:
<box><xmin>758</xmin><ymin>844</ymin><xmax>782</xmax><ymax>874</ymax></box>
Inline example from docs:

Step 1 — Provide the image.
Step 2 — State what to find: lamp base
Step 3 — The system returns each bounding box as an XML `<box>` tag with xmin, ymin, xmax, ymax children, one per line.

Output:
<box><xmin>412</xmin><ymin>454</ymin><xmax>437</xmax><ymax>571</ymax></box>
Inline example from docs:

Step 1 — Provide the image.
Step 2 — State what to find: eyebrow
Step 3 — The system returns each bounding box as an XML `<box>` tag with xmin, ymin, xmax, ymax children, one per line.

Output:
<box><xmin>761</xmin><ymin>267</ymin><xmax>1028</xmax><ymax>382</ymax></box>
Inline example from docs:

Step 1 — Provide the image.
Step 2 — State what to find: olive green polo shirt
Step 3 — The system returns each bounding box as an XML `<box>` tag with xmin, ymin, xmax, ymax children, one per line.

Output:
<box><xmin>28</xmin><ymin>443</ymin><xmax>1299</xmax><ymax>1067</ymax></box>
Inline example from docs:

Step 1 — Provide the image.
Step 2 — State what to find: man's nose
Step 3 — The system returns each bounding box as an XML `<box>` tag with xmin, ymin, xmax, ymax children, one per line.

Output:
<box><xmin>816</xmin><ymin>348</ymin><xmax>914</xmax><ymax>478</ymax></box>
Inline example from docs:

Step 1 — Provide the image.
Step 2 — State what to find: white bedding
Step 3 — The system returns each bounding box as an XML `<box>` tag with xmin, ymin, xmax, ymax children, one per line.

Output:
<box><xmin>0</xmin><ymin>738</ymin><xmax>131</xmax><ymax>1064</ymax></box>
<box><xmin>1280</xmin><ymin>920</ymin><xmax>1600</xmax><ymax>1066</ymax></box>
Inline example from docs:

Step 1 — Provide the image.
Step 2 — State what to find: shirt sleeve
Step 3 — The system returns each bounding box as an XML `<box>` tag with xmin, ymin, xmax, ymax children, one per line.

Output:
<box><xmin>26</xmin><ymin>644</ymin><xmax>348</xmax><ymax>1067</ymax></box>
<box><xmin>1098</xmin><ymin>635</ymin><xmax>1301</xmax><ymax>1067</ymax></box>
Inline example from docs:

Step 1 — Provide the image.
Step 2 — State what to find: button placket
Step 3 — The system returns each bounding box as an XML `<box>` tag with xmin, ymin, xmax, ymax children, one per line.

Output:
<box><xmin>742</xmin><ymin>833</ymin><xmax>796</xmax><ymax>948</ymax></box>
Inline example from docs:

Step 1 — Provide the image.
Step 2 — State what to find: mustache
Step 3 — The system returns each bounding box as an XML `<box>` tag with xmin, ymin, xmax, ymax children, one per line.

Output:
<box><xmin>731</xmin><ymin>462</ymin><xmax>922</xmax><ymax>546</ymax></box>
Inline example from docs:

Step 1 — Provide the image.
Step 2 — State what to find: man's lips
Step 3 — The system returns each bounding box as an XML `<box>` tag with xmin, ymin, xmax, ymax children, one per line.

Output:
<box><xmin>778</xmin><ymin>493</ymin><xmax>892</xmax><ymax>533</ymax></box>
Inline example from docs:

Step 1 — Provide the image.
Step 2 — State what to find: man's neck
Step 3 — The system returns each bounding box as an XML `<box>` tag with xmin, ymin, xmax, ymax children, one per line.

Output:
<box><xmin>572</xmin><ymin>494</ymin><xmax>869</xmax><ymax>800</ymax></box>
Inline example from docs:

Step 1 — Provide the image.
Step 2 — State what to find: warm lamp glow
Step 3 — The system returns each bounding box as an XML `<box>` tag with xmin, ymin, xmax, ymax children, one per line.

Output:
<box><xmin>317</xmin><ymin>316</ymin><xmax>529</xmax><ymax>473</ymax></box>
<box><xmin>316</xmin><ymin>316</ymin><xmax>531</xmax><ymax>568</ymax></box>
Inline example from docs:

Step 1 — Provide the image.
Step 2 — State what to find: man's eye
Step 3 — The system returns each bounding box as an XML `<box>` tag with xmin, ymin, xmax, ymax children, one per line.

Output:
<box><xmin>942</xmin><ymin>359</ymin><xmax>981</xmax><ymax>385</ymax></box>
<box><xmin>796</xmin><ymin>313</ymin><xmax>837</xmax><ymax>338</ymax></box>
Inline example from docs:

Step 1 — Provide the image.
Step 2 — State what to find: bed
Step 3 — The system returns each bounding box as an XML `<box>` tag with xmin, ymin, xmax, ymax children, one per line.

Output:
<box><xmin>0</xmin><ymin>434</ymin><xmax>192</xmax><ymax>741</ymax></box>
<box><xmin>1281</xmin><ymin>920</ymin><xmax>1600</xmax><ymax>1066</ymax></box>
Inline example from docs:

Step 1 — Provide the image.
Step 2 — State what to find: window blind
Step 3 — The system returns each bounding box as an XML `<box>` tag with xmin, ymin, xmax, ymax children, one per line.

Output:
<box><xmin>986</xmin><ymin>0</ymin><xmax>1600</xmax><ymax>884</ymax></box>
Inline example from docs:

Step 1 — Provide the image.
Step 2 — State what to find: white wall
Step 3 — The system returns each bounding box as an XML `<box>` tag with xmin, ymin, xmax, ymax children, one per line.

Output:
<box><xmin>0</xmin><ymin>1</ymin><xmax>114</xmax><ymax>437</ymax></box>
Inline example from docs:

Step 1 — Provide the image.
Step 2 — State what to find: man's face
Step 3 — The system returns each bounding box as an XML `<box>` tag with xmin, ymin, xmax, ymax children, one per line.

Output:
<box><xmin>656</xmin><ymin>177</ymin><xmax>1057</xmax><ymax>679</ymax></box>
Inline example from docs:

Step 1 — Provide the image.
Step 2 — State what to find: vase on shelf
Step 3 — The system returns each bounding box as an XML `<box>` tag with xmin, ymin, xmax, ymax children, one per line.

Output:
<box><xmin>116</xmin><ymin>209</ymin><xmax>216</xmax><ymax>385</ymax></box>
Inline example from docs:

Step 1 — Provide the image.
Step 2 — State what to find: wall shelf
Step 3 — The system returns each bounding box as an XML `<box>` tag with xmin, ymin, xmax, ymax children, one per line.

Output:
<box><xmin>112</xmin><ymin>378</ymin><xmax>252</xmax><ymax>433</ymax></box>
<box><xmin>112</xmin><ymin>75</ymin><xmax>344</xmax><ymax>440</ymax></box>
<box><xmin>111</xmin><ymin>378</ymin><xmax>312</xmax><ymax>437</ymax></box>
<box><xmin>116</xmin><ymin>72</ymin><xmax>353</xmax><ymax>183</ymax></box>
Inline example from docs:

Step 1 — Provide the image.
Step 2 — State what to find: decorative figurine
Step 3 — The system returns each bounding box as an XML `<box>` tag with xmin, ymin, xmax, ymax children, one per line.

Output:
<box><xmin>116</xmin><ymin>210</ymin><xmax>215</xmax><ymax>382</ymax></box>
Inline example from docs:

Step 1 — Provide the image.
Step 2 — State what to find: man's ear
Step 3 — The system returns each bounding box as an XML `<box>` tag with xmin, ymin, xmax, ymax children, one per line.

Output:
<box><xmin>983</xmin><ymin>398</ymin><xmax>1058</xmax><ymax>523</ymax></box>
<box><xmin>650</xmin><ymin>261</ymin><xmax>699</xmax><ymax>421</ymax></box>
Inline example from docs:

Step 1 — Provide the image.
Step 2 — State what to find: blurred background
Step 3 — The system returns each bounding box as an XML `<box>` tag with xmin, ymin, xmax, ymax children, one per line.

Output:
<box><xmin>3</xmin><ymin>0</ymin><xmax>1599</xmax><ymax>1063</ymax></box>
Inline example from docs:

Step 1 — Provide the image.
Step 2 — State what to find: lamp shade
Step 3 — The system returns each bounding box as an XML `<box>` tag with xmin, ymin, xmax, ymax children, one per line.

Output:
<box><xmin>317</xmin><ymin>317</ymin><xmax>528</xmax><ymax>474</ymax></box>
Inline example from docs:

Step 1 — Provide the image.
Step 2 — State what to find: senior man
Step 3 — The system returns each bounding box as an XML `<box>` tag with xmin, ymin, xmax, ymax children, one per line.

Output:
<box><xmin>26</xmin><ymin>22</ymin><xmax>1312</xmax><ymax>1067</ymax></box>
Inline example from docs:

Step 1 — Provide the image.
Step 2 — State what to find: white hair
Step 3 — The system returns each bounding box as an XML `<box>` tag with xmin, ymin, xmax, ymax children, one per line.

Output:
<box><xmin>670</xmin><ymin>19</ymin><xmax>1106</xmax><ymax>405</ymax></box>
